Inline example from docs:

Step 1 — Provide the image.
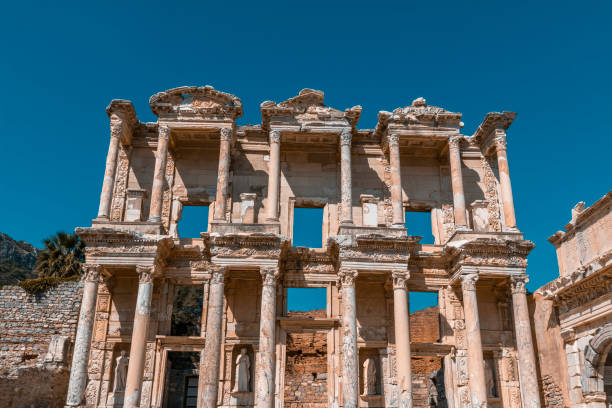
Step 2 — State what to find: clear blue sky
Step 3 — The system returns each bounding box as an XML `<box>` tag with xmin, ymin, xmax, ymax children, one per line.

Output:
<box><xmin>1</xmin><ymin>2</ymin><xmax>610</xmax><ymax>310</ymax></box>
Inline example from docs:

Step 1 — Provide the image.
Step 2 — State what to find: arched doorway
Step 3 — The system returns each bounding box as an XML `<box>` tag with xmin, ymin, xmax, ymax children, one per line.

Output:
<box><xmin>582</xmin><ymin>323</ymin><xmax>612</xmax><ymax>405</ymax></box>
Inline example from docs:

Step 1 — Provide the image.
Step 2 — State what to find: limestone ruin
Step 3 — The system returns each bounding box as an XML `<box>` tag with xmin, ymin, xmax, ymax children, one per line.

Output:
<box><xmin>0</xmin><ymin>85</ymin><xmax>594</xmax><ymax>407</ymax></box>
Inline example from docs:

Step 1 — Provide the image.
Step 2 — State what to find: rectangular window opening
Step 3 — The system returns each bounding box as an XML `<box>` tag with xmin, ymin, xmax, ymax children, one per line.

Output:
<box><xmin>171</xmin><ymin>285</ymin><xmax>203</xmax><ymax>336</ymax></box>
<box><xmin>286</xmin><ymin>287</ymin><xmax>327</xmax><ymax>316</ymax></box>
<box><xmin>292</xmin><ymin>207</ymin><xmax>323</xmax><ymax>248</ymax></box>
<box><xmin>179</xmin><ymin>205</ymin><xmax>209</xmax><ymax>238</ymax></box>
<box><xmin>409</xmin><ymin>291</ymin><xmax>440</xmax><ymax>341</ymax></box>
<box><xmin>405</xmin><ymin>210</ymin><xmax>434</xmax><ymax>244</ymax></box>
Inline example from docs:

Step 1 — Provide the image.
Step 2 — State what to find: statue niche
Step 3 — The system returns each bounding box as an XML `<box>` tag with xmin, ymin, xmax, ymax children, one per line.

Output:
<box><xmin>232</xmin><ymin>346</ymin><xmax>253</xmax><ymax>394</ymax></box>
<box><xmin>362</xmin><ymin>356</ymin><xmax>378</xmax><ymax>396</ymax></box>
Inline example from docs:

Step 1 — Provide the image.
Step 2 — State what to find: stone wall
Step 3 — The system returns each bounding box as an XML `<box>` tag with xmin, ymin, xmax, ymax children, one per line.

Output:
<box><xmin>284</xmin><ymin>331</ymin><xmax>327</xmax><ymax>408</ymax></box>
<box><xmin>0</xmin><ymin>281</ymin><xmax>83</xmax><ymax>407</ymax></box>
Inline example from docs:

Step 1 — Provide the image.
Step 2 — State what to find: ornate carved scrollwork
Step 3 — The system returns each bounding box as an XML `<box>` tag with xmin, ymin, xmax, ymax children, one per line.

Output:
<box><xmin>391</xmin><ymin>270</ymin><xmax>409</xmax><ymax>289</ymax></box>
<box><xmin>340</xmin><ymin>128</ymin><xmax>352</xmax><ymax>146</ymax></box>
<box><xmin>220</xmin><ymin>127</ymin><xmax>232</xmax><ymax>141</ymax></box>
<box><xmin>83</xmin><ymin>264</ymin><xmax>102</xmax><ymax>282</ymax></box>
<box><xmin>460</xmin><ymin>273</ymin><xmax>479</xmax><ymax>292</ymax></box>
<box><xmin>510</xmin><ymin>275</ymin><xmax>528</xmax><ymax>294</ymax></box>
<box><xmin>494</xmin><ymin>131</ymin><xmax>507</xmax><ymax>151</ymax></box>
<box><xmin>338</xmin><ymin>268</ymin><xmax>358</xmax><ymax>287</ymax></box>
<box><xmin>269</xmin><ymin>130</ymin><xmax>280</xmax><ymax>144</ymax></box>
<box><xmin>210</xmin><ymin>266</ymin><xmax>227</xmax><ymax>284</ymax></box>
<box><xmin>158</xmin><ymin>125</ymin><xmax>171</xmax><ymax>140</ymax></box>
<box><xmin>260</xmin><ymin>266</ymin><xmax>280</xmax><ymax>286</ymax></box>
<box><xmin>136</xmin><ymin>265</ymin><xmax>153</xmax><ymax>283</ymax></box>
<box><xmin>387</xmin><ymin>133</ymin><xmax>400</xmax><ymax>147</ymax></box>
<box><xmin>448</xmin><ymin>135</ymin><xmax>462</xmax><ymax>150</ymax></box>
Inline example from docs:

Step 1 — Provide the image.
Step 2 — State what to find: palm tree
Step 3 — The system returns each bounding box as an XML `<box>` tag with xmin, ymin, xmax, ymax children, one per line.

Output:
<box><xmin>35</xmin><ymin>232</ymin><xmax>85</xmax><ymax>278</ymax></box>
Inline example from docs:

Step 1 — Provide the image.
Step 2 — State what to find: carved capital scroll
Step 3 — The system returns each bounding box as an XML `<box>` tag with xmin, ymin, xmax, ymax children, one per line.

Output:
<box><xmin>269</xmin><ymin>130</ymin><xmax>280</xmax><ymax>144</ymax></box>
<box><xmin>158</xmin><ymin>125</ymin><xmax>171</xmax><ymax>141</ymax></box>
<box><xmin>510</xmin><ymin>275</ymin><xmax>528</xmax><ymax>294</ymax></box>
<box><xmin>83</xmin><ymin>264</ymin><xmax>102</xmax><ymax>282</ymax></box>
<box><xmin>448</xmin><ymin>135</ymin><xmax>462</xmax><ymax>150</ymax></box>
<box><xmin>340</xmin><ymin>128</ymin><xmax>352</xmax><ymax>146</ymax></box>
<box><xmin>136</xmin><ymin>265</ymin><xmax>154</xmax><ymax>283</ymax></box>
<box><xmin>220</xmin><ymin>127</ymin><xmax>232</xmax><ymax>141</ymax></box>
<box><xmin>460</xmin><ymin>273</ymin><xmax>479</xmax><ymax>292</ymax></box>
<box><xmin>260</xmin><ymin>266</ymin><xmax>280</xmax><ymax>287</ymax></box>
<box><xmin>210</xmin><ymin>266</ymin><xmax>227</xmax><ymax>284</ymax></box>
<box><xmin>391</xmin><ymin>270</ymin><xmax>409</xmax><ymax>290</ymax></box>
<box><xmin>387</xmin><ymin>133</ymin><xmax>400</xmax><ymax>147</ymax></box>
<box><xmin>494</xmin><ymin>131</ymin><xmax>507</xmax><ymax>151</ymax></box>
<box><xmin>338</xmin><ymin>268</ymin><xmax>358</xmax><ymax>287</ymax></box>
<box><xmin>110</xmin><ymin>121</ymin><xmax>124</xmax><ymax>139</ymax></box>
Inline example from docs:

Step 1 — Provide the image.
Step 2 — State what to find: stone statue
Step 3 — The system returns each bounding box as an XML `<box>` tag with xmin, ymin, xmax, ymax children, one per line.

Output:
<box><xmin>362</xmin><ymin>357</ymin><xmax>377</xmax><ymax>395</ymax></box>
<box><xmin>113</xmin><ymin>350</ymin><xmax>129</xmax><ymax>393</ymax></box>
<box><xmin>485</xmin><ymin>358</ymin><xmax>498</xmax><ymax>398</ymax></box>
<box><xmin>233</xmin><ymin>348</ymin><xmax>250</xmax><ymax>392</ymax></box>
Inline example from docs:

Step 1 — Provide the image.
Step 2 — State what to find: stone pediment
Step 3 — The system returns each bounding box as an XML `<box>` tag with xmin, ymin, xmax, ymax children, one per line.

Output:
<box><xmin>376</xmin><ymin>97</ymin><xmax>462</xmax><ymax>134</ymax></box>
<box><xmin>149</xmin><ymin>85</ymin><xmax>243</xmax><ymax>120</ymax></box>
<box><xmin>261</xmin><ymin>88</ymin><xmax>361</xmax><ymax>128</ymax></box>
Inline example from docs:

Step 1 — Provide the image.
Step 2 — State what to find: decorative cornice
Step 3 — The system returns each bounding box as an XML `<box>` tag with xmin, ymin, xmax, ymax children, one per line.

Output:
<box><xmin>471</xmin><ymin>111</ymin><xmax>516</xmax><ymax>143</ymax></box>
<box><xmin>149</xmin><ymin>85</ymin><xmax>242</xmax><ymax>119</ymax></box>
<box><xmin>445</xmin><ymin>238</ymin><xmax>534</xmax><ymax>272</ymax></box>
<box><xmin>106</xmin><ymin>99</ymin><xmax>138</xmax><ymax>126</ymax></box>
<box><xmin>338</xmin><ymin>268</ymin><xmax>358</xmax><ymax>287</ymax></box>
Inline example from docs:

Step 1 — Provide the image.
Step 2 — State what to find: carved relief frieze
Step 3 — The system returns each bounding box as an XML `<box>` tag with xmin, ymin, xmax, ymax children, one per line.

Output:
<box><xmin>110</xmin><ymin>145</ymin><xmax>131</xmax><ymax>222</ymax></box>
<box><xmin>446</xmin><ymin>238</ymin><xmax>534</xmax><ymax>274</ymax></box>
<box><xmin>481</xmin><ymin>156</ymin><xmax>502</xmax><ymax>232</ymax></box>
<box><xmin>441</xmin><ymin>203</ymin><xmax>455</xmax><ymax>242</ymax></box>
<box><xmin>209</xmin><ymin>234</ymin><xmax>284</xmax><ymax>259</ymax></box>
<box><xmin>160</xmin><ymin>150</ymin><xmax>176</xmax><ymax>232</ymax></box>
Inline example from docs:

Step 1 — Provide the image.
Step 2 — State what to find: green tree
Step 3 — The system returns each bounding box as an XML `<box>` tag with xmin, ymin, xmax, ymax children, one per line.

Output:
<box><xmin>35</xmin><ymin>232</ymin><xmax>85</xmax><ymax>278</ymax></box>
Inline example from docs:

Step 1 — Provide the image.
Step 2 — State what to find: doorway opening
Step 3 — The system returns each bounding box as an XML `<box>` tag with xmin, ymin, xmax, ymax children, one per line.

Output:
<box><xmin>162</xmin><ymin>351</ymin><xmax>200</xmax><ymax>408</ymax></box>
<box><xmin>286</xmin><ymin>287</ymin><xmax>327</xmax><ymax>317</ymax></box>
<box><xmin>284</xmin><ymin>332</ymin><xmax>328</xmax><ymax>407</ymax></box>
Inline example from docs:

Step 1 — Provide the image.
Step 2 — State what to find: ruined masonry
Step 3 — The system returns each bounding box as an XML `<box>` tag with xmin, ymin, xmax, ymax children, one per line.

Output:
<box><xmin>62</xmin><ymin>86</ymin><xmax>547</xmax><ymax>408</ymax></box>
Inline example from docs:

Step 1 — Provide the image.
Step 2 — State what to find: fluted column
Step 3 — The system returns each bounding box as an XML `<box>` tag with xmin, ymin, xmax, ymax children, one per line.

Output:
<box><xmin>97</xmin><ymin>122</ymin><xmax>123</xmax><ymax>219</ymax></box>
<box><xmin>493</xmin><ymin>132</ymin><xmax>517</xmax><ymax>230</ymax></box>
<box><xmin>214</xmin><ymin>128</ymin><xmax>232</xmax><ymax>221</ymax></box>
<box><xmin>339</xmin><ymin>268</ymin><xmax>359</xmax><ymax>408</ymax></box>
<box><xmin>65</xmin><ymin>265</ymin><xmax>101</xmax><ymax>407</ymax></box>
<box><xmin>266</xmin><ymin>130</ymin><xmax>281</xmax><ymax>221</ymax></box>
<box><xmin>510</xmin><ymin>276</ymin><xmax>541</xmax><ymax>408</ymax></box>
<box><xmin>460</xmin><ymin>273</ymin><xmax>487</xmax><ymax>407</ymax></box>
<box><xmin>448</xmin><ymin>135</ymin><xmax>468</xmax><ymax>229</ymax></box>
<box><xmin>392</xmin><ymin>271</ymin><xmax>413</xmax><ymax>408</ymax></box>
<box><xmin>388</xmin><ymin>133</ymin><xmax>404</xmax><ymax>227</ymax></box>
<box><xmin>255</xmin><ymin>267</ymin><xmax>279</xmax><ymax>408</ymax></box>
<box><xmin>123</xmin><ymin>265</ymin><xmax>154</xmax><ymax>408</ymax></box>
<box><xmin>340</xmin><ymin>128</ymin><xmax>353</xmax><ymax>225</ymax></box>
<box><xmin>148</xmin><ymin>125</ymin><xmax>170</xmax><ymax>222</ymax></box>
<box><xmin>198</xmin><ymin>266</ymin><xmax>226</xmax><ymax>408</ymax></box>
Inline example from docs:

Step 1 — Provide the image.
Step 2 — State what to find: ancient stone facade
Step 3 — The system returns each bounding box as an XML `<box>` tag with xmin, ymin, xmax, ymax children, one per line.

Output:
<box><xmin>534</xmin><ymin>191</ymin><xmax>612</xmax><ymax>407</ymax></box>
<box><xmin>64</xmin><ymin>86</ymin><xmax>543</xmax><ymax>408</ymax></box>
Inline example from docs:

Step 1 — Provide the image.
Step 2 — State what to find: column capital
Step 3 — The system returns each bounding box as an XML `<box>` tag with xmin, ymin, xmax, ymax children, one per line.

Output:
<box><xmin>220</xmin><ymin>127</ymin><xmax>232</xmax><ymax>141</ymax></box>
<box><xmin>387</xmin><ymin>133</ymin><xmax>400</xmax><ymax>147</ymax></box>
<box><xmin>158</xmin><ymin>125</ymin><xmax>171</xmax><ymax>140</ymax></box>
<box><xmin>448</xmin><ymin>135</ymin><xmax>463</xmax><ymax>150</ymax></box>
<box><xmin>110</xmin><ymin>121</ymin><xmax>124</xmax><ymax>139</ymax></box>
<box><xmin>338</xmin><ymin>268</ymin><xmax>358</xmax><ymax>287</ymax></box>
<box><xmin>269</xmin><ymin>129</ymin><xmax>281</xmax><ymax>144</ymax></box>
<box><xmin>340</xmin><ymin>128</ymin><xmax>352</xmax><ymax>146</ymax></box>
<box><xmin>460</xmin><ymin>273</ymin><xmax>479</xmax><ymax>292</ymax></box>
<box><xmin>391</xmin><ymin>270</ymin><xmax>410</xmax><ymax>289</ymax></box>
<box><xmin>260</xmin><ymin>266</ymin><xmax>280</xmax><ymax>286</ymax></box>
<box><xmin>83</xmin><ymin>264</ymin><xmax>102</xmax><ymax>282</ymax></box>
<box><xmin>493</xmin><ymin>132</ymin><xmax>507</xmax><ymax>151</ymax></box>
<box><xmin>136</xmin><ymin>265</ymin><xmax>154</xmax><ymax>283</ymax></box>
<box><xmin>210</xmin><ymin>266</ymin><xmax>227</xmax><ymax>284</ymax></box>
<box><xmin>510</xmin><ymin>275</ymin><xmax>528</xmax><ymax>294</ymax></box>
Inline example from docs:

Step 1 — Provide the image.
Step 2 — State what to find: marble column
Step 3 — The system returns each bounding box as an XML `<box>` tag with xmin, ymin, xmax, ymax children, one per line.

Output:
<box><xmin>97</xmin><ymin>121</ymin><xmax>123</xmax><ymax>219</ymax></box>
<box><xmin>460</xmin><ymin>273</ymin><xmax>488</xmax><ymax>407</ymax></box>
<box><xmin>339</xmin><ymin>268</ymin><xmax>359</xmax><ymax>408</ymax></box>
<box><xmin>148</xmin><ymin>125</ymin><xmax>170</xmax><ymax>222</ymax></box>
<box><xmin>340</xmin><ymin>128</ymin><xmax>353</xmax><ymax>225</ymax></box>
<box><xmin>213</xmin><ymin>127</ymin><xmax>232</xmax><ymax>221</ymax></box>
<box><xmin>123</xmin><ymin>265</ymin><xmax>154</xmax><ymax>408</ymax></box>
<box><xmin>448</xmin><ymin>135</ymin><xmax>468</xmax><ymax>229</ymax></box>
<box><xmin>255</xmin><ymin>267</ymin><xmax>279</xmax><ymax>408</ymax></box>
<box><xmin>510</xmin><ymin>276</ymin><xmax>541</xmax><ymax>408</ymax></box>
<box><xmin>65</xmin><ymin>265</ymin><xmax>101</xmax><ymax>407</ymax></box>
<box><xmin>198</xmin><ymin>266</ymin><xmax>226</xmax><ymax>408</ymax></box>
<box><xmin>392</xmin><ymin>271</ymin><xmax>413</xmax><ymax>408</ymax></box>
<box><xmin>493</xmin><ymin>132</ymin><xmax>517</xmax><ymax>230</ymax></box>
<box><xmin>266</xmin><ymin>130</ymin><xmax>281</xmax><ymax>221</ymax></box>
<box><xmin>388</xmin><ymin>133</ymin><xmax>404</xmax><ymax>227</ymax></box>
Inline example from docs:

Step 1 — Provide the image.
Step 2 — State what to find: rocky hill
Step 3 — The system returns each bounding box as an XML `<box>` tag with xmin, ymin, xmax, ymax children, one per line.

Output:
<box><xmin>0</xmin><ymin>233</ymin><xmax>38</xmax><ymax>285</ymax></box>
